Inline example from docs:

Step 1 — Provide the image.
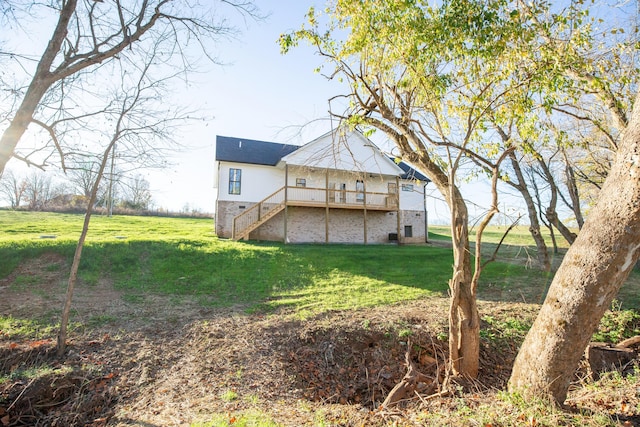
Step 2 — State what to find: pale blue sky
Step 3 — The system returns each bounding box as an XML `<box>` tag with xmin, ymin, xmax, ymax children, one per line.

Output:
<box><xmin>147</xmin><ymin>1</ymin><xmax>342</xmax><ymax>213</ymax></box>
<box><xmin>5</xmin><ymin>1</ymin><xmax>631</xmax><ymax>223</ymax></box>
<box><xmin>147</xmin><ymin>1</ymin><xmax>465</xmax><ymax>223</ymax></box>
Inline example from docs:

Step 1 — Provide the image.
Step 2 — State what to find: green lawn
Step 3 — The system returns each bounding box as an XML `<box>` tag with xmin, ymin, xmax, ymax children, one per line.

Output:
<box><xmin>1</xmin><ymin>211</ymin><xmax>638</xmax><ymax>317</ymax></box>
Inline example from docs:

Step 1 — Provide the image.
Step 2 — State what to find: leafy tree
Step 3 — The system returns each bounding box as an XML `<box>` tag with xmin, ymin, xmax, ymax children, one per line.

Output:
<box><xmin>282</xmin><ymin>0</ymin><xmax>533</xmax><ymax>378</ymax></box>
<box><xmin>509</xmin><ymin>88</ymin><xmax>640</xmax><ymax>404</ymax></box>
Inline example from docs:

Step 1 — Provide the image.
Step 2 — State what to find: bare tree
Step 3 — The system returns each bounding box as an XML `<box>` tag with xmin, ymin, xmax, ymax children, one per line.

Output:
<box><xmin>65</xmin><ymin>161</ymin><xmax>111</xmax><ymax>209</ymax></box>
<box><xmin>0</xmin><ymin>0</ymin><xmax>257</xmax><ymax>174</ymax></box>
<box><xmin>22</xmin><ymin>170</ymin><xmax>61</xmax><ymax>210</ymax></box>
<box><xmin>57</xmin><ymin>53</ymin><xmax>192</xmax><ymax>355</ymax></box>
<box><xmin>0</xmin><ymin>169</ymin><xmax>27</xmax><ymax>208</ymax></box>
<box><xmin>119</xmin><ymin>174</ymin><xmax>152</xmax><ymax>210</ymax></box>
<box><xmin>66</xmin><ymin>162</ymin><xmax>101</xmax><ymax>199</ymax></box>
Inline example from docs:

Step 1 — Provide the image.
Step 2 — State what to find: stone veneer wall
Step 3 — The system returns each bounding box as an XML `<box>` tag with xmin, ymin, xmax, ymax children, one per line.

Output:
<box><xmin>215</xmin><ymin>200</ymin><xmax>285</xmax><ymax>241</ymax></box>
<box><xmin>399</xmin><ymin>210</ymin><xmax>427</xmax><ymax>244</ymax></box>
<box><xmin>250</xmin><ymin>210</ymin><xmax>285</xmax><ymax>241</ymax></box>
<box><xmin>216</xmin><ymin>200</ymin><xmax>426</xmax><ymax>244</ymax></box>
<box><xmin>215</xmin><ymin>200</ymin><xmax>236</xmax><ymax>238</ymax></box>
<box><xmin>281</xmin><ymin>207</ymin><xmax>406</xmax><ymax>244</ymax></box>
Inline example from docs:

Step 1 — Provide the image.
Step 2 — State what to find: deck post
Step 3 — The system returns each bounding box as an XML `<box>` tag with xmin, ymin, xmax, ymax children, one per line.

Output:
<box><xmin>396</xmin><ymin>176</ymin><xmax>401</xmax><ymax>245</ymax></box>
<box><xmin>363</xmin><ymin>179</ymin><xmax>368</xmax><ymax>245</ymax></box>
<box><xmin>325</xmin><ymin>169</ymin><xmax>329</xmax><ymax>243</ymax></box>
<box><xmin>284</xmin><ymin>164</ymin><xmax>289</xmax><ymax>244</ymax></box>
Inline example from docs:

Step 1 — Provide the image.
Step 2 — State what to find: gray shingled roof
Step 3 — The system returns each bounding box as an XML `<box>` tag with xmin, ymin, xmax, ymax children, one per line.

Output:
<box><xmin>216</xmin><ymin>135</ymin><xmax>430</xmax><ymax>183</ymax></box>
<box><xmin>396</xmin><ymin>160</ymin><xmax>430</xmax><ymax>182</ymax></box>
<box><xmin>215</xmin><ymin>135</ymin><xmax>299</xmax><ymax>166</ymax></box>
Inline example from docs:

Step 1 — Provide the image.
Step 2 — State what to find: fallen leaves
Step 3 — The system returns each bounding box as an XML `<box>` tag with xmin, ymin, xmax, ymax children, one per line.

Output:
<box><xmin>0</xmin><ymin>407</ymin><xmax>9</xmax><ymax>427</ymax></box>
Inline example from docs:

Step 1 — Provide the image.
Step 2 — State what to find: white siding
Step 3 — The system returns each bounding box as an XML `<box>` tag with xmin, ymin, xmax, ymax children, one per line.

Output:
<box><xmin>399</xmin><ymin>180</ymin><xmax>427</xmax><ymax>212</ymax></box>
<box><xmin>286</xmin><ymin>166</ymin><xmax>396</xmax><ymax>194</ymax></box>
<box><xmin>217</xmin><ymin>161</ymin><xmax>285</xmax><ymax>203</ymax></box>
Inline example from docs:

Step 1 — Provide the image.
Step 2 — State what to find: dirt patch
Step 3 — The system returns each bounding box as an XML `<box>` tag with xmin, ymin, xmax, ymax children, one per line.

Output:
<box><xmin>0</xmin><ymin>299</ymin><xmax>526</xmax><ymax>426</ymax></box>
<box><xmin>1</xmin><ymin>254</ymin><xmax>638</xmax><ymax>427</ymax></box>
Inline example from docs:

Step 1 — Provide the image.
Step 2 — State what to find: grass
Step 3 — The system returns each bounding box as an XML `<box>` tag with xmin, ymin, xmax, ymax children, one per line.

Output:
<box><xmin>0</xmin><ymin>315</ymin><xmax>59</xmax><ymax>339</ymax></box>
<box><xmin>0</xmin><ymin>212</ymin><xmax>546</xmax><ymax>320</ymax></box>
<box><xmin>1</xmin><ymin>210</ymin><xmax>638</xmax><ymax>319</ymax></box>
<box><xmin>0</xmin><ymin>364</ymin><xmax>73</xmax><ymax>386</ymax></box>
<box><xmin>430</xmin><ymin>224</ymin><xmax>640</xmax><ymax>308</ymax></box>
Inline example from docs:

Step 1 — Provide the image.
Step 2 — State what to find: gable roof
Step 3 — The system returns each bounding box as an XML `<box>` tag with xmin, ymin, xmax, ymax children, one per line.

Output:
<box><xmin>281</xmin><ymin>129</ymin><xmax>404</xmax><ymax>176</ymax></box>
<box><xmin>215</xmin><ymin>135</ymin><xmax>299</xmax><ymax>166</ymax></box>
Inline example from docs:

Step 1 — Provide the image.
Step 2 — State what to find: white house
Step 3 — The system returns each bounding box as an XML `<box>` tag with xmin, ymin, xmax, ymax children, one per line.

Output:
<box><xmin>214</xmin><ymin>128</ymin><xmax>430</xmax><ymax>244</ymax></box>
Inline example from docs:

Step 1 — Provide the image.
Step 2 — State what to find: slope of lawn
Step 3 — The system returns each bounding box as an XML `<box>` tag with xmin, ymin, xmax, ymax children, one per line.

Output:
<box><xmin>0</xmin><ymin>211</ymin><xmax>452</xmax><ymax>315</ymax></box>
<box><xmin>1</xmin><ymin>210</ymin><xmax>638</xmax><ymax>314</ymax></box>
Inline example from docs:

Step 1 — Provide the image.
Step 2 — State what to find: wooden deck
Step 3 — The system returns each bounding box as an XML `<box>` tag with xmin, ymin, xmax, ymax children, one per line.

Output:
<box><xmin>232</xmin><ymin>186</ymin><xmax>399</xmax><ymax>240</ymax></box>
<box><xmin>285</xmin><ymin>186</ymin><xmax>398</xmax><ymax>211</ymax></box>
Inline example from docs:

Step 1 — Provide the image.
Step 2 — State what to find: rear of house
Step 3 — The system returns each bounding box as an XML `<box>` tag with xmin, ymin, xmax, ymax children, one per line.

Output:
<box><xmin>214</xmin><ymin>129</ymin><xmax>429</xmax><ymax>244</ymax></box>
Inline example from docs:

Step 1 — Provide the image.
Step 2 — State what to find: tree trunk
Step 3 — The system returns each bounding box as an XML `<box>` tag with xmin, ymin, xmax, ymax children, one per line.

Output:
<box><xmin>57</xmin><ymin>141</ymin><xmax>114</xmax><ymax>356</ymax></box>
<box><xmin>448</xmin><ymin>187</ymin><xmax>479</xmax><ymax>377</ymax></box>
<box><xmin>563</xmin><ymin>158</ymin><xmax>584</xmax><ymax>229</ymax></box>
<box><xmin>537</xmin><ymin>157</ymin><xmax>577</xmax><ymax>245</ymax></box>
<box><xmin>508</xmin><ymin>153</ymin><xmax>551</xmax><ymax>271</ymax></box>
<box><xmin>362</xmin><ymin>102</ymin><xmax>481</xmax><ymax>378</ymax></box>
<box><xmin>0</xmin><ymin>0</ymin><xmax>77</xmax><ymax>174</ymax></box>
<box><xmin>508</xmin><ymin>91</ymin><xmax>640</xmax><ymax>404</ymax></box>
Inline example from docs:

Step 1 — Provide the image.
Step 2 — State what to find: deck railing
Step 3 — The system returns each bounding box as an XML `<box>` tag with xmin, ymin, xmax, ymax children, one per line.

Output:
<box><xmin>232</xmin><ymin>187</ymin><xmax>285</xmax><ymax>240</ymax></box>
<box><xmin>286</xmin><ymin>186</ymin><xmax>397</xmax><ymax>209</ymax></box>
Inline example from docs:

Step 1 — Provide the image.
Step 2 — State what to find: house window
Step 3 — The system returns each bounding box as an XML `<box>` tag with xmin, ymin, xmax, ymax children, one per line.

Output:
<box><xmin>339</xmin><ymin>183</ymin><xmax>347</xmax><ymax>203</ymax></box>
<box><xmin>229</xmin><ymin>168</ymin><xmax>241</xmax><ymax>195</ymax></box>
<box><xmin>404</xmin><ymin>225</ymin><xmax>413</xmax><ymax>238</ymax></box>
<box><xmin>356</xmin><ymin>180</ymin><xmax>364</xmax><ymax>202</ymax></box>
<box><xmin>296</xmin><ymin>178</ymin><xmax>306</xmax><ymax>187</ymax></box>
<box><xmin>402</xmin><ymin>184</ymin><xmax>414</xmax><ymax>192</ymax></box>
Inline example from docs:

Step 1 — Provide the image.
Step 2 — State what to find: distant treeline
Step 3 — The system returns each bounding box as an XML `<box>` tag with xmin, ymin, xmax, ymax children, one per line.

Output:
<box><xmin>0</xmin><ymin>169</ymin><xmax>212</xmax><ymax>219</ymax></box>
<box><xmin>0</xmin><ymin>205</ymin><xmax>213</xmax><ymax>219</ymax></box>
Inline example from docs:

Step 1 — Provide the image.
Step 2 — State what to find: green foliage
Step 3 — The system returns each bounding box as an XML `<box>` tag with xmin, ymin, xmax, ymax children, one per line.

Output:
<box><xmin>193</xmin><ymin>412</ymin><xmax>280</xmax><ymax>427</ymax></box>
<box><xmin>0</xmin><ymin>315</ymin><xmax>58</xmax><ymax>340</ymax></box>
<box><xmin>592</xmin><ymin>301</ymin><xmax>640</xmax><ymax>343</ymax></box>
